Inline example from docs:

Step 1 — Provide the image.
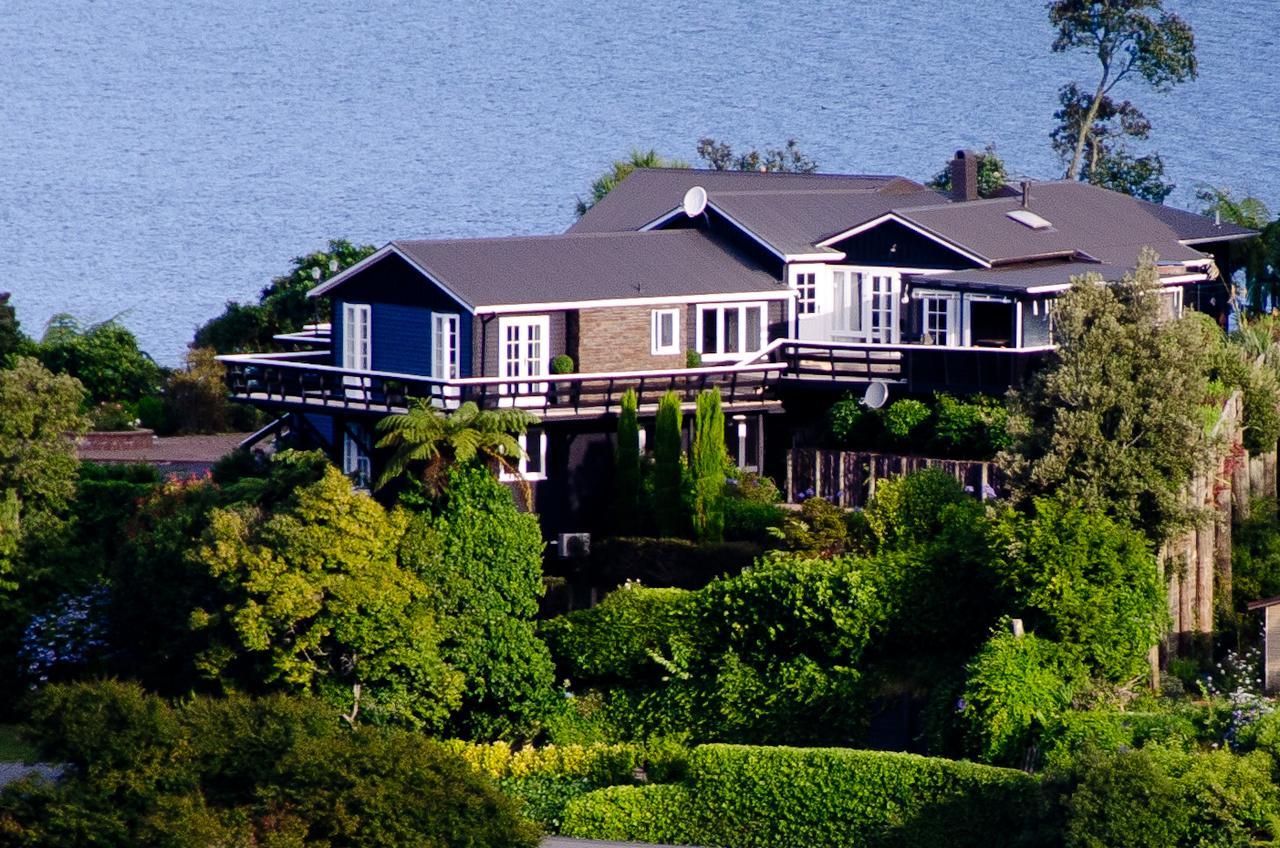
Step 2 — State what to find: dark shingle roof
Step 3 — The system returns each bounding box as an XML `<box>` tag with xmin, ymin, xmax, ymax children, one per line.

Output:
<box><xmin>569</xmin><ymin>168</ymin><xmax>932</xmax><ymax>236</ymax></box>
<box><xmin>709</xmin><ymin>188</ymin><xmax>950</xmax><ymax>256</ymax></box>
<box><xmin>1140</xmin><ymin>200</ymin><xmax>1257</xmax><ymax>243</ymax></box>
<box><xmin>392</xmin><ymin>229</ymin><xmax>786</xmax><ymax>308</ymax></box>
<box><xmin>888</xmin><ymin>181</ymin><xmax>1216</xmax><ymax>267</ymax></box>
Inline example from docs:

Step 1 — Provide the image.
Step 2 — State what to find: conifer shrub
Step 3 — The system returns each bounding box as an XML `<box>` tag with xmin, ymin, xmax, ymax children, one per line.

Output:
<box><xmin>652</xmin><ymin>390</ymin><xmax>685</xmax><ymax>537</ymax></box>
<box><xmin>613</xmin><ymin>388</ymin><xmax>641</xmax><ymax>534</ymax></box>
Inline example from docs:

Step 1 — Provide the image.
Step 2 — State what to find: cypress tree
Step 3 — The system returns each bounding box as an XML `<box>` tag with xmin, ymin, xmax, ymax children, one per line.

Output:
<box><xmin>691</xmin><ymin>387</ymin><xmax>727</xmax><ymax>542</ymax></box>
<box><xmin>653</xmin><ymin>390</ymin><xmax>685</xmax><ymax>538</ymax></box>
<box><xmin>614</xmin><ymin>388</ymin><xmax>641</xmax><ymax>534</ymax></box>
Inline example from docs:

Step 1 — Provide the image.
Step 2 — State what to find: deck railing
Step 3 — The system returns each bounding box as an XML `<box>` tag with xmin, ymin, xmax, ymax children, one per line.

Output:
<box><xmin>220</xmin><ymin>337</ymin><xmax>1053</xmax><ymax>418</ymax></box>
<box><xmin>219</xmin><ymin>349</ymin><xmax>785</xmax><ymax>418</ymax></box>
<box><xmin>777</xmin><ymin>339</ymin><xmax>1054</xmax><ymax>393</ymax></box>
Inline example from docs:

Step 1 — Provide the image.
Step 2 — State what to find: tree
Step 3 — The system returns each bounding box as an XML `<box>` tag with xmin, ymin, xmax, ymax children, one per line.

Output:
<box><xmin>690</xmin><ymin>388</ymin><xmax>727</xmax><ymax>542</ymax></box>
<box><xmin>398</xmin><ymin>464</ymin><xmax>556</xmax><ymax>739</ymax></box>
<box><xmin>1196</xmin><ymin>187</ymin><xmax>1280</xmax><ymax>312</ymax></box>
<box><xmin>0</xmin><ymin>357</ymin><xmax>89</xmax><ymax>544</ymax></box>
<box><xmin>1049</xmin><ymin>0</ymin><xmax>1196</xmax><ymax>200</ymax></box>
<box><xmin>993</xmin><ymin>495</ymin><xmax>1165</xmax><ymax>682</ymax></box>
<box><xmin>575</xmin><ymin>149</ymin><xmax>689</xmax><ymax>218</ymax></box>
<box><xmin>652</xmin><ymin>390</ymin><xmax>685</xmax><ymax>537</ymax></box>
<box><xmin>0</xmin><ymin>293</ymin><xmax>24</xmax><ymax>362</ymax></box>
<box><xmin>191</xmin><ymin>465</ymin><xmax>463</xmax><ymax>729</ymax></box>
<box><xmin>194</xmin><ymin>239</ymin><xmax>377</xmax><ymax>353</ymax></box>
<box><xmin>1001</xmin><ymin>250</ymin><xmax>1212</xmax><ymax>544</ymax></box>
<box><xmin>163</xmin><ymin>347</ymin><xmax>231</xmax><ymax>434</ymax></box>
<box><xmin>695</xmin><ymin>137</ymin><xmax>818</xmax><ymax>173</ymax></box>
<box><xmin>374</xmin><ymin>399</ymin><xmax>539</xmax><ymax>492</ymax></box>
<box><xmin>927</xmin><ymin>144</ymin><xmax>1010</xmax><ymax>198</ymax></box>
<box><xmin>1</xmin><ymin>681</ymin><xmax>539</xmax><ymax>848</ymax></box>
<box><xmin>36</xmin><ymin>315</ymin><xmax>162</xmax><ymax>404</ymax></box>
<box><xmin>614</xmin><ymin>388</ymin><xmax>642</xmax><ymax>534</ymax></box>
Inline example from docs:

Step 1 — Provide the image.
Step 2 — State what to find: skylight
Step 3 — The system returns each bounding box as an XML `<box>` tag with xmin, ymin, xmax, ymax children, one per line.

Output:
<box><xmin>1007</xmin><ymin>209</ymin><xmax>1053</xmax><ymax>230</ymax></box>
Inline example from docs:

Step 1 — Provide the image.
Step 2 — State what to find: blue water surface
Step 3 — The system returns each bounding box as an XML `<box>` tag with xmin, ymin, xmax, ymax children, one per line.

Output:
<box><xmin>1</xmin><ymin>0</ymin><xmax>1276</xmax><ymax>364</ymax></box>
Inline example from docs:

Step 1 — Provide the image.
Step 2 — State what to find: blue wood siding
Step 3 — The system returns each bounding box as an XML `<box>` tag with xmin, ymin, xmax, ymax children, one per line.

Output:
<box><xmin>325</xmin><ymin>252</ymin><xmax>473</xmax><ymax>377</ymax></box>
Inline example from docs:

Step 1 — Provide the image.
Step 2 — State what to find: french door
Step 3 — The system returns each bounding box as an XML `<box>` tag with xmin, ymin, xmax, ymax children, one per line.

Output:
<box><xmin>342</xmin><ymin>303</ymin><xmax>371</xmax><ymax>398</ymax></box>
<box><xmin>498</xmin><ymin>316</ymin><xmax>549</xmax><ymax>403</ymax></box>
<box><xmin>862</xmin><ymin>274</ymin><xmax>897</xmax><ymax>343</ymax></box>
<box><xmin>432</xmin><ymin>312</ymin><xmax>461</xmax><ymax>406</ymax></box>
<box><xmin>832</xmin><ymin>270</ymin><xmax>862</xmax><ymax>336</ymax></box>
<box><xmin>921</xmin><ymin>292</ymin><xmax>960</xmax><ymax>346</ymax></box>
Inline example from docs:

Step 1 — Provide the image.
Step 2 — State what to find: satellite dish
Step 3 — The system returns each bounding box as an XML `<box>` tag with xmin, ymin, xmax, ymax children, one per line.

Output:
<box><xmin>682</xmin><ymin>185</ymin><xmax>708</xmax><ymax>217</ymax></box>
<box><xmin>862</xmin><ymin>380</ymin><xmax>889</xmax><ymax>409</ymax></box>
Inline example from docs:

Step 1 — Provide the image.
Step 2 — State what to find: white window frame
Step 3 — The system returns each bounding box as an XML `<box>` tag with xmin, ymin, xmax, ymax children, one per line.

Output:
<box><xmin>961</xmin><ymin>293</ymin><xmax>1015</xmax><ymax>347</ymax></box>
<box><xmin>1157</xmin><ymin>286</ymin><xmax>1184</xmax><ymax>322</ymax></box>
<box><xmin>918</xmin><ymin>290</ymin><xmax>961</xmax><ymax>347</ymax></box>
<box><xmin>696</xmin><ymin>302</ymin><xmax>767</xmax><ymax>362</ymax></box>
<box><xmin>497</xmin><ymin>315</ymin><xmax>550</xmax><ymax>402</ymax></box>
<box><xmin>794</xmin><ymin>271</ymin><xmax>819</xmax><ymax>315</ymax></box>
<box><xmin>343</xmin><ymin>428</ymin><xmax>371</xmax><ymax>488</ymax></box>
<box><xmin>651</xmin><ymin>308</ymin><xmax>681</xmax><ymax>355</ymax></box>
<box><xmin>431</xmin><ymin>312</ymin><xmax>461</xmax><ymax>379</ymax></box>
<box><xmin>499</xmin><ymin>429</ymin><xmax>548</xmax><ymax>482</ymax></box>
<box><xmin>342</xmin><ymin>303</ymin><xmax>371</xmax><ymax>370</ymax></box>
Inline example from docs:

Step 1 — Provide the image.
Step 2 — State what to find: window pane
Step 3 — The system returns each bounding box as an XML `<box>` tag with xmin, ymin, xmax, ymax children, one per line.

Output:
<box><xmin>745</xmin><ymin>306</ymin><xmax>762</xmax><ymax>352</ymax></box>
<box><xmin>850</xmin><ymin>274</ymin><xmax>862</xmax><ymax>331</ymax></box>
<box><xmin>701</xmin><ymin>310</ymin><xmax>717</xmax><ymax>353</ymax></box>
<box><xmin>660</xmin><ymin>312</ymin><xmax>674</xmax><ymax>347</ymax></box>
<box><xmin>724</xmin><ymin>308</ymin><xmax>740</xmax><ymax>354</ymax></box>
<box><xmin>525</xmin><ymin>429</ymin><xmax>544</xmax><ymax>475</ymax></box>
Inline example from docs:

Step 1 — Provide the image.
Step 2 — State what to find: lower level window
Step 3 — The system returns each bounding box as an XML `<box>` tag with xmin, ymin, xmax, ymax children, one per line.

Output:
<box><xmin>697</xmin><ymin>303</ymin><xmax>766</xmax><ymax>360</ymax></box>
<box><xmin>343</xmin><ymin>427</ymin><xmax>371</xmax><ymax>488</ymax></box>
<box><xmin>500</xmin><ymin>427</ymin><xmax>547</xmax><ymax>481</ymax></box>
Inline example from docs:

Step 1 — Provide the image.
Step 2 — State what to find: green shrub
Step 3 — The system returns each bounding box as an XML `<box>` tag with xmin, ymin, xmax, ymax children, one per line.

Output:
<box><xmin>826</xmin><ymin>394</ymin><xmax>878</xmax><ymax>446</ymax></box>
<box><xmin>1041</xmin><ymin>709</ymin><xmax>1199</xmax><ymax>769</ymax></box>
<box><xmin>565</xmin><ymin>744</ymin><xmax>1046</xmax><ymax>848</ymax></box>
<box><xmin>933</xmin><ymin>393</ymin><xmax>1010</xmax><ymax>458</ymax></box>
<box><xmin>690</xmin><ymin>388</ymin><xmax>728</xmax><ymax>542</ymax></box>
<box><xmin>562</xmin><ymin>784</ymin><xmax>695</xmax><ymax>844</ymax></box>
<box><xmin>880</xmin><ymin>398</ymin><xmax>931</xmax><ymax>444</ymax></box>
<box><xmin>5</xmin><ymin>682</ymin><xmax>538</xmax><ymax>848</ymax></box>
<box><xmin>541</xmin><ymin>584</ymin><xmax>695</xmax><ymax>683</ymax></box>
<box><xmin>584</xmin><ymin>536</ymin><xmax>760</xmax><ymax>590</ymax></box>
<box><xmin>1060</xmin><ymin>746</ymin><xmax>1279</xmax><ymax>848</ymax></box>
<box><xmin>1242</xmin><ymin>364</ymin><xmax>1280</xmax><ymax>453</ymax></box>
<box><xmin>723</xmin><ymin>497</ymin><xmax>786</xmax><ymax>544</ymax></box>
<box><xmin>89</xmin><ymin>401</ymin><xmax>138</xmax><ymax>431</ymax></box>
<box><xmin>551</xmin><ymin>354</ymin><xmax>575</xmax><ymax>374</ymax></box>
<box><xmin>774</xmin><ymin>496</ymin><xmax>858</xmax><ymax>557</ymax></box>
<box><xmin>960</xmin><ymin>629</ymin><xmax>1086</xmax><ymax>765</ymax></box>
<box><xmin>685</xmin><ymin>349</ymin><xmax>702</xmax><ymax>368</ymax></box>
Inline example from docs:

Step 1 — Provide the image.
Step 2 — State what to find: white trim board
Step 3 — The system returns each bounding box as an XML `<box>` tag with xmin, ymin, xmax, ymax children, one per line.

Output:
<box><xmin>476</xmin><ymin>289</ymin><xmax>794</xmax><ymax>314</ymax></box>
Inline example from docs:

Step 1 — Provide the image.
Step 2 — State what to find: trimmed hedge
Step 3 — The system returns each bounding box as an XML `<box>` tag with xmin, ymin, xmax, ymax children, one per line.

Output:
<box><xmin>562</xmin><ymin>784</ymin><xmax>694</xmax><ymax>844</ymax></box>
<box><xmin>563</xmin><ymin>743</ymin><xmax>1046</xmax><ymax>848</ymax></box>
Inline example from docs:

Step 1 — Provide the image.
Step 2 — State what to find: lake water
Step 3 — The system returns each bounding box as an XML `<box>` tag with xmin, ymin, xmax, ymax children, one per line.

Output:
<box><xmin>2</xmin><ymin>0</ymin><xmax>1277</xmax><ymax>365</ymax></box>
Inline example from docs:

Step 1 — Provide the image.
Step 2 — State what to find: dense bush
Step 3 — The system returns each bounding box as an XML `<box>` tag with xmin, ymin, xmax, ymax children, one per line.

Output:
<box><xmin>585</xmin><ymin>536</ymin><xmax>760</xmax><ymax>590</ymax></box>
<box><xmin>0</xmin><ymin>681</ymin><xmax>538</xmax><ymax>848</ymax></box>
<box><xmin>1227</xmin><ymin>500</ymin><xmax>1280</xmax><ymax>639</ymax></box>
<box><xmin>1241</xmin><ymin>363</ymin><xmax>1280</xmax><ymax>453</ymax></box>
<box><xmin>1059</xmin><ymin>745</ymin><xmax>1279</xmax><ymax>848</ymax></box>
<box><xmin>35</xmin><ymin>316</ymin><xmax>162</xmax><ymax>405</ymax></box>
<box><xmin>562</xmin><ymin>744</ymin><xmax>1046</xmax><ymax>848</ymax></box>
<box><xmin>398</xmin><ymin>463</ymin><xmax>558</xmax><ymax>739</ymax></box>
<box><xmin>824</xmin><ymin>392</ymin><xmax>1009</xmax><ymax>459</ymax></box>
<box><xmin>960</xmin><ymin>629</ymin><xmax>1085</xmax><ymax>765</ymax></box>
<box><xmin>880</xmin><ymin>398</ymin><xmax>931</xmax><ymax>444</ymax></box>
<box><xmin>993</xmin><ymin>495</ymin><xmax>1165</xmax><ymax>682</ymax></box>
<box><xmin>1041</xmin><ymin>709</ymin><xmax>1199</xmax><ymax>769</ymax></box>
<box><xmin>540</xmin><ymin>583</ymin><xmax>693</xmax><ymax>683</ymax></box>
<box><xmin>561</xmin><ymin>784</ymin><xmax>694</xmax><ymax>844</ymax></box>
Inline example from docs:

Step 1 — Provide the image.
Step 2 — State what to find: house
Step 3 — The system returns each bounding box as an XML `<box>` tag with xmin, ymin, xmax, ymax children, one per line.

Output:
<box><xmin>220</xmin><ymin>152</ymin><xmax>1256</xmax><ymax>536</ymax></box>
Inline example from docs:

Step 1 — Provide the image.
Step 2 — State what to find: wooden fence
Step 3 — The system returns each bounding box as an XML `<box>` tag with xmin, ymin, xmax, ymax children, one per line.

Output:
<box><xmin>786</xmin><ymin>448</ymin><xmax>1004</xmax><ymax>510</ymax></box>
<box><xmin>1163</xmin><ymin>390</ymin><xmax>1278</xmax><ymax>649</ymax></box>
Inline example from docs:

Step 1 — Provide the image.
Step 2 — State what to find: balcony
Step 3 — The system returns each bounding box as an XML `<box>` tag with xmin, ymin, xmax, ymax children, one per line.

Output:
<box><xmin>777</xmin><ymin>340</ymin><xmax>1054</xmax><ymax>395</ymax></box>
<box><xmin>219</xmin><ymin>350</ymin><xmax>785</xmax><ymax>420</ymax></box>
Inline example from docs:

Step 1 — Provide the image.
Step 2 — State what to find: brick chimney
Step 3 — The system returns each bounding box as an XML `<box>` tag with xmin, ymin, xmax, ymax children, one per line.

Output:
<box><xmin>950</xmin><ymin>149</ymin><xmax>979</xmax><ymax>202</ymax></box>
